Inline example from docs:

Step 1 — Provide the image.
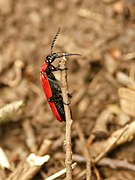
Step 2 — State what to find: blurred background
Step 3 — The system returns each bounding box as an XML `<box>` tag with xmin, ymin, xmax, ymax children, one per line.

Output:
<box><xmin>0</xmin><ymin>0</ymin><xmax>135</xmax><ymax>179</ymax></box>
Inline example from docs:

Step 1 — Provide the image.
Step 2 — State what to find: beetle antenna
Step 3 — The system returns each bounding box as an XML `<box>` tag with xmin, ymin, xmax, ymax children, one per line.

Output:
<box><xmin>51</xmin><ymin>27</ymin><xmax>61</xmax><ymax>53</ymax></box>
<box><xmin>56</xmin><ymin>53</ymin><xmax>81</xmax><ymax>58</ymax></box>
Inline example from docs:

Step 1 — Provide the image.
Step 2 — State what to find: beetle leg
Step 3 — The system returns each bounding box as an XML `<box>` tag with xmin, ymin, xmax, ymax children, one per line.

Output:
<box><xmin>50</xmin><ymin>65</ymin><xmax>59</xmax><ymax>71</ymax></box>
<box><xmin>51</xmin><ymin>64</ymin><xmax>68</xmax><ymax>71</ymax></box>
<box><xmin>57</xmin><ymin>66</ymin><xmax>68</xmax><ymax>71</ymax></box>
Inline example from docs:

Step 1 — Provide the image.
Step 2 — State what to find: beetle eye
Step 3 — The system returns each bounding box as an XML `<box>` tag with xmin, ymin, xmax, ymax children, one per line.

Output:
<box><xmin>46</xmin><ymin>55</ymin><xmax>51</xmax><ymax>63</ymax></box>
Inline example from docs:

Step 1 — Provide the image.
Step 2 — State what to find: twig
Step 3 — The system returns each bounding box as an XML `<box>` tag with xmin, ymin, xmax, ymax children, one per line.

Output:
<box><xmin>71</xmin><ymin>87</ymin><xmax>86</xmax><ymax>107</ymax></box>
<box><xmin>0</xmin><ymin>147</ymin><xmax>11</xmax><ymax>169</ymax></box>
<box><xmin>94</xmin><ymin>124</ymin><xmax>129</xmax><ymax>163</ymax></box>
<box><xmin>72</xmin><ymin>154</ymin><xmax>86</xmax><ymax>163</ymax></box>
<box><xmin>123</xmin><ymin>52</ymin><xmax>135</xmax><ymax>61</ymax></box>
<box><xmin>38</xmin><ymin>139</ymin><xmax>52</xmax><ymax>156</ymax></box>
<box><xmin>0</xmin><ymin>100</ymin><xmax>25</xmax><ymax>124</ymax></box>
<box><xmin>118</xmin><ymin>87</ymin><xmax>135</xmax><ymax>117</ymax></box>
<box><xmin>87</xmin><ymin>104</ymin><xmax>113</xmax><ymax>146</ymax></box>
<box><xmin>75</xmin><ymin>122</ymin><xmax>91</xmax><ymax>180</ymax></box>
<box><xmin>75</xmin><ymin>170</ymin><xmax>86</xmax><ymax>180</ymax></box>
<box><xmin>129</xmin><ymin>62</ymin><xmax>135</xmax><ymax>80</ymax></box>
<box><xmin>23</xmin><ymin>120</ymin><xmax>37</xmax><ymax>153</ymax></box>
<box><xmin>93</xmin><ymin>165</ymin><xmax>101</xmax><ymax>180</ymax></box>
<box><xmin>117</xmin><ymin>71</ymin><xmax>135</xmax><ymax>88</ymax></box>
<box><xmin>87</xmin><ymin>134</ymin><xmax>95</xmax><ymax>147</ymax></box>
<box><xmin>92</xmin><ymin>109</ymin><xmax>113</xmax><ymax>139</ymax></box>
<box><xmin>7</xmin><ymin>154</ymin><xmax>50</xmax><ymax>180</ymax></box>
<box><xmin>59</xmin><ymin>56</ymin><xmax>73</xmax><ymax>180</ymax></box>
<box><xmin>0</xmin><ymin>169</ymin><xmax>7</xmax><ymax>180</ymax></box>
<box><xmin>29</xmin><ymin>82</ymin><xmax>43</xmax><ymax>97</ymax></box>
<box><xmin>77</xmin><ymin>9</ymin><xmax>104</xmax><ymax>22</ymax></box>
<box><xmin>88</xmin><ymin>121</ymin><xmax>135</xmax><ymax>162</ymax></box>
<box><xmin>77</xmin><ymin>8</ymin><xmax>116</xmax><ymax>25</ymax></box>
<box><xmin>45</xmin><ymin>163</ymin><xmax>77</xmax><ymax>180</ymax></box>
<box><xmin>1</xmin><ymin>59</ymin><xmax>24</xmax><ymax>87</ymax></box>
<box><xmin>7</xmin><ymin>139</ymin><xmax>52</xmax><ymax>180</ymax></box>
<box><xmin>107</xmin><ymin>104</ymin><xmax>130</xmax><ymax>126</ymax></box>
<box><xmin>98</xmin><ymin>157</ymin><xmax>135</xmax><ymax>171</ymax></box>
<box><xmin>73</xmin><ymin>154</ymin><xmax>135</xmax><ymax>172</ymax></box>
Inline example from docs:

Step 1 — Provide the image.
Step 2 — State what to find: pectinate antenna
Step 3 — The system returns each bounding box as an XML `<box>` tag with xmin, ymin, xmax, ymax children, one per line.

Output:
<box><xmin>50</xmin><ymin>27</ymin><xmax>61</xmax><ymax>54</ymax></box>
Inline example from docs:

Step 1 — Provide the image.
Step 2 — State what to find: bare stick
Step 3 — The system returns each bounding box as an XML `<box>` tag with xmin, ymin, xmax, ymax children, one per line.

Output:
<box><xmin>0</xmin><ymin>147</ymin><xmax>11</xmax><ymax>169</ymax></box>
<box><xmin>7</xmin><ymin>154</ymin><xmax>50</xmax><ymax>180</ymax></box>
<box><xmin>73</xmin><ymin>154</ymin><xmax>135</xmax><ymax>172</ymax></box>
<box><xmin>87</xmin><ymin>121</ymin><xmax>135</xmax><ymax>163</ymax></box>
<box><xmin>94</xmin><ymin>125</ymin><xmax>129</xmax><ymax>163</ymax></box>
<box><xmin>1</xmin><ymin>59</ymin><xmax>24</xmax><ymax>88</ymax></box>
<box><xmin>59</xmin><ymin>56</ymin><xmax>73</xmax><ymax>180</ymax></box>
<box><xmin>98</xmin><ymin>158</ymin><xmax>135</xmax><ymax>171</ymax></box>
<box><xmin>23</xmin><ymin>120</ymin><xmax>37</xmax><ymax>153</ymax></box>
<box><xmin>7</xmin><ymin>139</ymin><xmax>52</xmax><ymax>180</ymax></box>
<box><xmin>93</xmin><ymin>165</ymin><xmax>101</xmax><ymax>180</ymax></box>
<box><xmin>45</xmin><ymin>163</ymin><xmax>77</xmax><ymax>180</ymax></box>
<box><xmin>38</xmin><ymin>139</ymin><xmax>52</xmax><ymax>156</ymax></box>
<box><xmin>75</xmin><ymin>122</ymin><xmax>91</xmax><ymax>180</ymax></box>
<box><xmin>92</xmin><ymin>109</ymin><xmax>112</xmax><ymax>138</ymax></box>
<box><xmin>0</xmin><ymin>100</ymin><xmax>25</xmax><ymax>124</ymax></box>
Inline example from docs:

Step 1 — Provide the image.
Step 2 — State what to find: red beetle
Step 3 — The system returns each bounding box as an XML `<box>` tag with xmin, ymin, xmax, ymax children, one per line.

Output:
<box><xmin>40</xmin><ymin>28</ymin><xmax>80</xmax><ymax>122</ymax></box>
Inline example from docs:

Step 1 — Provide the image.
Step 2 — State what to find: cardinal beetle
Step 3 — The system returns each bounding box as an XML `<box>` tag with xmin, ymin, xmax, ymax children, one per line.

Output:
<box><xmin>40</xmin><ymin>28</ymin><xmax>80</xmax><ymax>122</ymax></box>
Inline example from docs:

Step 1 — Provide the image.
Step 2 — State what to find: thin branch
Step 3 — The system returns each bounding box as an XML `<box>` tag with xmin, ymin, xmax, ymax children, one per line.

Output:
<box><xmin>23</xmin><ymin>120</ymin><xmax>37</xmax><ymax>153</ymax></box>
<box><xmin>93</xmin><ymin>165</ymin><xmax>101</xmax><ymax>180</ymax></box>
<box><xmin>77</xmin><ymin>8</ymin><xmax>116</xmax><ymax>25</ymax></box>
<box><xmin>73</xmin><ymin>155</ymin><xmax>135</xmax><ymax>172</ymax></box>
<box><xmin>93</xmin><ymin>124</ymin><xmax>129</xmax><ymax>163</ymax></box>
<box><xmin>75</xmin><ymin>122</ymin><xmax>91</xmax><ymax>180</ymax></box>
<box><xmin>6</xmin><ymin>137</ymin><xmax>50</xmax><ymax>178</ymax></box>
<box><xmin>0</xmin><ymin>147</ymin><xmax>11</xmax><ymax>169</ymax></box>
<box><xmin>59</xmin><ymin>56</ymin><xmax>73</xmax><ymax>180</ymax></box>
<box><xmin>1</xmin><ymin>59</ymin><xmax>24</xmax><ymax>87</ymax></box>
<box><xmin>38</xmin><ymin>139</ymin><xmax>52</xmax><ymax>156</ymax></box>
<box><xmin>123</xmin><ymin>52</ymin><xmax>135</xmax><ymax>61</ymax></box>
<box><xmin>45</xmin><ymin>163</ymin><xmax>77</xmax><ymax>180</ymax></box>
<box><xmin>0</xmin><ymin>100</ymin><xmax>25</xmax><ymax>124</ymax></box>
<box><xmin>92</xmin><ymin>109</ymin><xmax>112</xmax><ymax>138</ymax></box>
<box><xmin>7</xmin><ymin>139</ymin><xmax>52</xmax><ymax>180</ymax></box>
<box><xmin>98</xmin><ymin>158</ymin><xmax>135</xmax><ymax>171</ymax></box>
<box><xmin>7</xmin><ymin>154</ymin><xmax>50</xmax><ymax>180</ymax></box>
<box><xmin>94</xmin><ymin>124</ymin><xmax>129</xmax><ymax>163</ymax></box>
<box><xmin>87</xmin><ymin>121</ymin><xmax>135</xmax><ymax>163</ymax></box>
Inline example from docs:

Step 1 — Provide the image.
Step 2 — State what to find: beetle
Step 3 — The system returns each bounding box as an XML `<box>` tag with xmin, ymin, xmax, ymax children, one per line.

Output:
<box><xmin>40</xmin><ymin>28</ymin><xmax>80</xmax><ymax>122</ymax></box>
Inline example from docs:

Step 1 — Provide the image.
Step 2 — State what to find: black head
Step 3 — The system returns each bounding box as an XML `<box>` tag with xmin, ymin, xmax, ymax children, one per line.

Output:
<box><xmin>46</xmin><ymin>53</ymin><xmax>57</xmax><ymax>64</ymax></box>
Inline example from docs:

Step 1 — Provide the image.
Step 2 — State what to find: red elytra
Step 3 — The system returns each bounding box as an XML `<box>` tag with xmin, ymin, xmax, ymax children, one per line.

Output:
<box><xmin>40</xmin><ymin>63</ymin><xmax>63</xmax><ymax>122</ymax></box>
